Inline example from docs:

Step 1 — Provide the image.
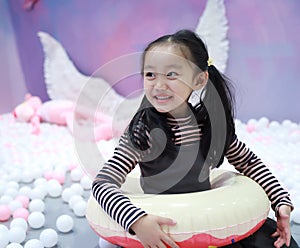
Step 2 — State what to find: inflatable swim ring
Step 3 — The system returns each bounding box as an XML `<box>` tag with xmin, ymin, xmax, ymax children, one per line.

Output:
<box><xmin>86</xmin><ymin>169</ymin><xmax>270</xmax><ymax>247</ymax></box>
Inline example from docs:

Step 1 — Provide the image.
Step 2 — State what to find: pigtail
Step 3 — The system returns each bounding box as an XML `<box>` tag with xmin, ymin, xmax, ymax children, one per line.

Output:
<box><xmin>198</xmin><ymin>64</ymin><xmax>235</xmax><ymax>168</ymax></box>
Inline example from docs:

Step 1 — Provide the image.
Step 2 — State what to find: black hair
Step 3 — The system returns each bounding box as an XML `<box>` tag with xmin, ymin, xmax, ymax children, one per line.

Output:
<box><xmin>128</xmin><ymin>29</ymin><xmax>235</xmax><ymax>167</ymax></box>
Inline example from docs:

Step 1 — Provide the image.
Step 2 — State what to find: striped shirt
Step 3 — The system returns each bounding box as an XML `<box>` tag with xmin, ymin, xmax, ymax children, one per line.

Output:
<box><xmin>92</xmin><ymin>116</ymin><xmax>293</xmax><ymax>232</ymax></box>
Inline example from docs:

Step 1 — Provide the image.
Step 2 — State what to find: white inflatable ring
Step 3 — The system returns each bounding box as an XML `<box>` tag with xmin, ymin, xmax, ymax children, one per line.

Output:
<box><xmin>86</xmin><ymin>169</ymin><xmax>270</xmax><ymax>247</ymax></box>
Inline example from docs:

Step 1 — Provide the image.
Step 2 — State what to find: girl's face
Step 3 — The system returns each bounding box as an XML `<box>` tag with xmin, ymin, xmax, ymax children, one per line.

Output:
<box><xmin>143</xmin><ymin>44</ymin><xmax>206</xmax><ymax>117</ymax></box>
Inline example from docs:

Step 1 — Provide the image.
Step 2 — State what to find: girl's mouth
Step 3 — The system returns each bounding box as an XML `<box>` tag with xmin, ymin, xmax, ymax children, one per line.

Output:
<box><xmin>154</xmin><ymin>95</ymin><xmax>172</xmax><ymax>103</ymax></box>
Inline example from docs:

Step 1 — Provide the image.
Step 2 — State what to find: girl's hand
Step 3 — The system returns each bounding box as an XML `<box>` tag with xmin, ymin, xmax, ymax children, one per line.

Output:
<box><xmin>272</xmin><ymin>205</ymin><xmax>292</xmax><ymax>248</ymax></box>
<box><xmin>130</xmin><ymin>214</ymin><xmax>179</xmax><ymax>248</ymax></box>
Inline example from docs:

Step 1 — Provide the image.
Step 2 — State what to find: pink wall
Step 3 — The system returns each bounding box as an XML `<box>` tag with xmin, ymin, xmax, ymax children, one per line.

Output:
<box><xmin>1</xmin><ymin>0</ymin><xmax>300</xmax><ymax>122</ymax></box>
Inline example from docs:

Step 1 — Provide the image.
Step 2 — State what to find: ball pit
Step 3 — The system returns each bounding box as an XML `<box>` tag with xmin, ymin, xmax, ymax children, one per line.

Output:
<box><xmin>0</xmin><ymin>113</ymin><xmax>299</xmax><ymax>246</ymax></box>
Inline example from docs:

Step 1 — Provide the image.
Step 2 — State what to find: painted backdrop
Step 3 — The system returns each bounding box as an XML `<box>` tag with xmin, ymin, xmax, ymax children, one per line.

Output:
<box><xmin>1</xmin><ymin>0</ymin><xmax>300</xmax><ymax>122</ymax></box>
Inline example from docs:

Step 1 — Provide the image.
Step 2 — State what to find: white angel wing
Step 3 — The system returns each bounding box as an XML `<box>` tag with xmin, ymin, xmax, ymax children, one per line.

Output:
<box><xmin>38</xmin><ymin>31</ymin><xmax>142</xmax><ymax>120</ymax></box>
<box><xmin>189</xmin><ymin>0</ymin><xmax>229</xmax><ymax>105</ymax></box>
<box><xmin>195</xmin><ymin>0</ymin><xmax>229</xmax><ymax>73</ymax></box>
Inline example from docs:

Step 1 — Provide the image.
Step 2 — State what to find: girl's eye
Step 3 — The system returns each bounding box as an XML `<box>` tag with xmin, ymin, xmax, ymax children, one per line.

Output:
<box><xmin>166</xmin><ymin>72</ymin><xmax>179</xmax><ymax>79</ymax></box>
<box><xmin>145</xmin><ymin>72</ymin><xmax>155</xmax><ymax>79</ymax></box>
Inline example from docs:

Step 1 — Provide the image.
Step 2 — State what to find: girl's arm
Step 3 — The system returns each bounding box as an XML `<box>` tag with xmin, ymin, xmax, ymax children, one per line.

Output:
<box><xmin>225</xmin><ymin>135</ymin><xmax>293</xmax><ymax>214</ymax></box>
<box><xmin>92</xmin><ymin>133</ymin><xmax>147</xmax><ymax>233</ymax></box>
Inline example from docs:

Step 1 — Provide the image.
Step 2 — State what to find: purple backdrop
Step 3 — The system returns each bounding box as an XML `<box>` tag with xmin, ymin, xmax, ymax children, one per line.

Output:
<box><xmin>1</xmin><ymin>0</ymin><xmax>300</xmax><ymax>122</ymax></box>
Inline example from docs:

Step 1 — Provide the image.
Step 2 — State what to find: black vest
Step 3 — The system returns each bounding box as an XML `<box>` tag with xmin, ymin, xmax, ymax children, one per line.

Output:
<box><xmin>139</xmin><ymin>142</ymin><xmax>211</xmax><ymax>194</ymax></box>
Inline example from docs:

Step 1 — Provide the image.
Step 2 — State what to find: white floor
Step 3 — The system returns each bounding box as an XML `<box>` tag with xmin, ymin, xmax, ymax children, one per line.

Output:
<box><xmin>0</xmin><ymin>114</ymin><xmax>299</xmax><ymax>247</ymax></box>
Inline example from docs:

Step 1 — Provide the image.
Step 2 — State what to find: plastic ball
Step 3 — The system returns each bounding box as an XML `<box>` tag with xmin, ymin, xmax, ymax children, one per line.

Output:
<box><xmin>291</xmin><ymin>208</ymin><xmax>300</xmax><ymax>224</ymax></box>
<box><xmin>0</xmin><ymin>204</ymin><xmax>11</xmax><ymax>221</ymax></box>
<box><xmin>39</xmin><ymin>228</ymin><xmax>58</xmax><ymax>247</ymax></box>
<box><xmin>6</xmin><ymin>243</ymin><xmax>23</xmax><ymax>248</ymax></box>
<box><xmin>70</xmin><ymin>168</ymin><xmax>83</xmax><ymax>182</ymax></box>
<box><xmin>24</xmin><ymin>239</ymin><xmax>44</xmax><ymax>248</ymax></box>
<box><xmin>7</xmin><ymin>181</ymin><xmax>19</xmax><ymax>190</ymax></box>
<box><xmin>70</xmin><ymin>183</ymin><xmax>84</xmax><ymax>195</ymax></box>
<box><xmin>0</xmin><ymin>195</ymin><xmax>13</xmax><ymax>204</ymax></box>
<box><xmin>8</xmin><ymin>200</ymin><xmax>23</xmax><ymax>213</ymax></box>
<box><xmin>13</xmin><ymin>207</ymin><xmax>29</xmax><ymax>220</ymax></box>
<box><xmin>0</xmin><ymin>233</ymin><xmax>9</xmax><ymax>248</ymax></box>
<box><xmin>30</xmin><ymin>187</ymin><xmax>46</xmax><ymax>200</ymax></box>
<box><xmin>28</xmin><ymin>211</ymin><xmax>45</xmax><ymax>229</ymax></box>
<box><xmin>80</xmin><ymin>175</ymin><xmax>92</xmax><ymax>190</ymax></box>
<box><xmin>19</xmin><ymin>186</ymin><xmax>31</xmax><ymax>197</ymax></box>
<box><xmin>10</xmin><ymin>217</ymin><xmax>28</xmax><ymax>231</ymax></box>
<box><xmin>29</xmin><ymin>199</ymin><xmax>45</xmax><ymax>212</ymax></box>
<box><xmin>47</xmin><ymin>179</ymin><xmax>62</xmax><ymax>198</ymax></box>
<box><xmin>68</xmin><ymin>195</ymin><xmax>83</xmax><ymax>210</ymax></box>
<box><xmin>15</xmin><ymin>195</ymin><xmax>30</xmax><ymax>208</ymax></box>
<box><xmin>56</xmin><ymin>214</ymin><xmax>74</xmax><ymax>233</ymax></box>
<box><xmin>52</xmin><ymin>171</ymin><xmax>65</xmax><ymax>184</ymax></box>
<box><xmin>8</xmin><ymin>226</ymin><xmax>26</xmax><ymax>243</ymax></box>
<box><xmin>0</xmin><ymin>224</ymin><xmax>8</xmax><ymax>234</ymax></box>
<box><xmin>73</xmin><ymin>200</ymin><xmax>87</xmax><ymax>217</ymax></box>
<box><xmin>61</xmin><ymin>188</ymin><xmax>75</xmax><ymax>203</ymax></box>
<box><xmin>99</xmin><ymin>237</ymin><xmax>119</xmax><ymax>248</ymax></box>
<box><xmin>5</xmin><ymin>188</ymin><xmax>19</xmax><ymax>198</ymax></box>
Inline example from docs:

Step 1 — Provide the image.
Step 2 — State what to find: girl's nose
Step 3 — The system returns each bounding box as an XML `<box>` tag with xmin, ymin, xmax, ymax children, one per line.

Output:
<box><xmin>154</xmin><ymin>74</ymin><xmax>167</xmax><ymax>89</ymax></box>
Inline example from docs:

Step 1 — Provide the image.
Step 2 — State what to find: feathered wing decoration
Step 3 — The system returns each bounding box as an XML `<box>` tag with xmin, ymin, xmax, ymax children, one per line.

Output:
<box><xmin>38</xmin><ymin>32</ymin><xmax>143</xmax><ymax>122</ymax></box>
<box><xmin>190</xmin><ymin>0</ymin><xmax>229</xmax><ymax>105</ymax></box>
<box><xmin>38</xmin><ymin>0</ymin><xmax>229</xmax><ymax>118</ymax></box>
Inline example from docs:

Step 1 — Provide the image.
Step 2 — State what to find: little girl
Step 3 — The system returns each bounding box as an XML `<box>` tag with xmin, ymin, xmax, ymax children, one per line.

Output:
<box><xmin>92</xmin><ymin>30</ymin><xmax>297</xmax><ymax>248</ymax></box>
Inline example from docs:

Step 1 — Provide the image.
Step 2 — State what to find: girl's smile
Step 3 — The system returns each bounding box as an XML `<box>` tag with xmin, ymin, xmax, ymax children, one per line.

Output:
<box><xmin>143</xmin><ymin>45</ymin><xmax>203</xmax><ymax>117</ymax></box>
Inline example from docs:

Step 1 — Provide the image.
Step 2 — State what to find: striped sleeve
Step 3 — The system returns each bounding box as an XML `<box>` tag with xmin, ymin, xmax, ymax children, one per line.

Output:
<box><xmin>92</xmin><ymin>133</ymin><xmax>147</xmax><ymax>233</ymax></box>
<box><xmin>225</xmin><ymin>135</ymin><xmax>294</xmax><ymax>214</ymax></box>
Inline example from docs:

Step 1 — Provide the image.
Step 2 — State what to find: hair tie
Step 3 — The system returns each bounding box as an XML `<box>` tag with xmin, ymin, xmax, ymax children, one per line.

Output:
<box><xmin>207</xmin><ymin>58</ymin><xmax>213</xmax><ymax>67</ymax></box>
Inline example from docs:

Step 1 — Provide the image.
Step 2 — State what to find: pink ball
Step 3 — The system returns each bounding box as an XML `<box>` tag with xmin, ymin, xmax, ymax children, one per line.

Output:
<box><xmin>0</xmin><ymin>205</ymin><xmax>11</xmax><ymax>222</ymax></box>
<box><xmin>15</xmin><ymin>195</ymin><xmax>30</xmax><ymax>208</ymax></box>
<box><xmin>52</xmin><ymin>172</ymin><xmax>65</xmax><ymax>185</ymax></box>
<box><xmin>13</xmin><ymin>208</ymin><xmax>29</xmax><ymax>221</ymax></box>
<box><xmin>44</xmin><ymin>171</ymin><xmax>54</xmax><ymax>181</ymax></box>
<box><xmin>246</xmin><ymin>124</ymin><xmax>256</xmax><ymax>133</ymax></box>
<box><xmin>68</xmin><ymin>164</ymin><xmax>78</xmax><ymax>171</ymax></box>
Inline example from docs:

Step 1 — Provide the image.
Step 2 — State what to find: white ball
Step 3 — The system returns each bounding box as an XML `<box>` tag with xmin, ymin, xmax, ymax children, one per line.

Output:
<box><xmin>5</xmin><ymin>188</ymin><xmax>19</xmax><ymax>198</ymax></box>
<box><xmin>47</xmin><ymin>180</ymin><xmax>62</xmax><ymax>198</ymax></box>
<box><xmin>7</xmin><ymin>181</ymin><xmax>19</xmax><ymax>190</ymax></box>
<box><xmin>291</xmin><ymin>208</ymin><xmax>300</xmax><ymax>224</ymax></box>
<box><xmin>10</xmin><ymin>217</ymin><xmax>28</xmax><ymax>231</ymax></box>
<box><xmin>68</xmin><ymin>195</ymin><xmax>83</xmax><ymax>210</ymax></box>
<box><xmin>0</xmin><ymin>224</ymin><xmax>8</xmax><ymax>234</ymax></box>
<box><xmin>39</xmin><ymin>228</ymin><xmax>58</xmax><ymax>248</ymax></box>
<box><xmin>30</xmin><ymin>188</ymin><xmax>46</xmax><ymax>200</ymax></box>
<box><xmin>29</xmin><ymin>199</ymin><xmax>45</xmax><ymax>212</ymax></box>
<box><xmin>0</xmin><ymin>233</ymin><xmax>9</xmax><ymax>248</ymax></box>
<box><xmin>8</xmin><ymin>226</ymin><xmax>26</xmax><ymax>243</ymax></box>
<box><xmin>28</xmin><ymin>211</ymin><xmax>45</xmax><ymax>229</ymax></box>
<box><xmin>19</xmin><ymin>186</ymin><xmax>31</xmax><ymax>197</ymax></box>
<box><xmin>6</xmin><ymin>243</ymin><xmax>23</xmax><ymax>248</ymax></box>
<box><xmin>61</xmin><ymin>188</ymin><xmax>75</xmax><ymax>203</ymax></box>
<box><xmin>24</xmin><ymin>239</ymin><xmax>44</xmax><ymax>248</ymax></box>
<box><xmin>8</xmin><ymin>200</ymin><xmax>23</xmax><ymax>212</ymax></box>
<box><xmin>70</xmin><ymin>168</ymin><xmax>83</xmax><ymax>182</ymax></box>
<box><xmin>98</xmin><ymin>237</ymin><xmax>118</xmax><ymax>248</ymax></box>
<box><xmin>70</xmin><ymin>183</ymin><xmax>83</xmax><ymax>195</ymax></box>
<box><xmin>73</xmin><ymin>201</ymin><xmax>87</xmax><ymax>217</ymax></box>
<box><xmin>56</xmin><ymin>214</ymin><xmax>74</xmax><ymax>233</ymax></box>
<box><xmin>80</xmin><ymin>175</ymin><xmax>92</xmax><ymax>190</ymax></box>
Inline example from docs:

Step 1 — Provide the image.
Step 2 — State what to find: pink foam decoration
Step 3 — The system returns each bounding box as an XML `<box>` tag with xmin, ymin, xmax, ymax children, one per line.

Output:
<box><xmin>0</xmin><ymin>205</ymin><xmax>12</xmax><ymax>222</ymax></box>
<box><xmin>15</xmin><ymin>195</ymin><xmax>30</xmax><ymax>208</ymax></box>
<box><xmin>13</xmin><ymin>208</ymin><xmax>29</xmax><ymax>220</ymax></box>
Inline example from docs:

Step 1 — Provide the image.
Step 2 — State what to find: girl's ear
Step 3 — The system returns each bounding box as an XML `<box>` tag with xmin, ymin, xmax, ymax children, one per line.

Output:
<box><xmin>193</xmin><ymin>71</ymin><xmax>208</xmax><ymax>90</ymax></box>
